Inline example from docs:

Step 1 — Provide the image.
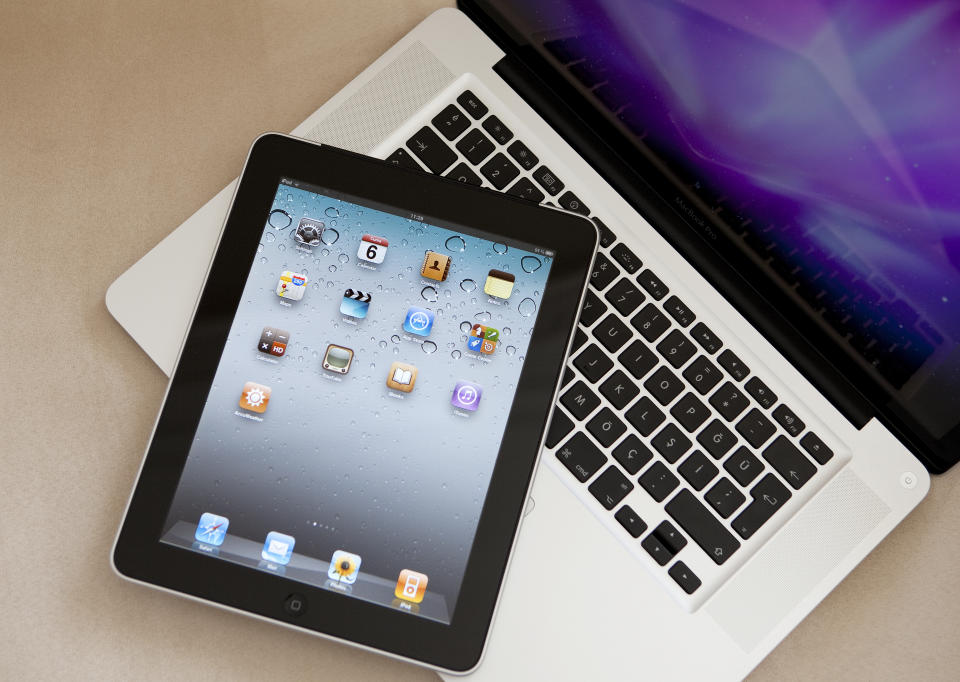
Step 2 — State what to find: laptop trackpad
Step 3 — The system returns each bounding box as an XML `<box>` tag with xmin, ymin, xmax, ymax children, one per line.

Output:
<box><xmin>706</xmin><ymin>468</ymin><xmax>889</xmax><ymax>652</ymax></box>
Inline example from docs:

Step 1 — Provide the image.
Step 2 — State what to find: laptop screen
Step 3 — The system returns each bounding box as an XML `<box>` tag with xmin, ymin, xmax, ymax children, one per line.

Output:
<box><xmin>473</xmin><ymin>0</ymin><xmax>960</xmax><ymax>466</ymax></box>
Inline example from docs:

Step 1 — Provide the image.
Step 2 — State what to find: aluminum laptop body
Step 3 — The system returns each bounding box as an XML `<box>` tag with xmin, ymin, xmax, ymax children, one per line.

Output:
<box><xmin>107</xmin><ymin>5</ymin><xmax>943</xmax><ymax>679</ymax></box>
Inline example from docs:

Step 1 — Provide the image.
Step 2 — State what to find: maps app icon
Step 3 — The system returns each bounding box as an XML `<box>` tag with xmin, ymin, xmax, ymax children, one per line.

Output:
<box><xmin>340</xmin><ymin>289</ymin><xmax>371</xmax><ymax>319</ymax></box>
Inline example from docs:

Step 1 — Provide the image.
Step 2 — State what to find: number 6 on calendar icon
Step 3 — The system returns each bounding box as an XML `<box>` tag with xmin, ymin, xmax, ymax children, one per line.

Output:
<box><xmin>357</xmin><ymin>234</ymin><xmax>388</xmax><ymax>264</ymax></box>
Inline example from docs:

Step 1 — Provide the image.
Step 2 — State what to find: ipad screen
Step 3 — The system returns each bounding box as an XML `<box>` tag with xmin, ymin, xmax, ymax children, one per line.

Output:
<box><xmin>160</xmin><ymin>178</ymin><xmax>554</xmax><ymax>624</ymax></box>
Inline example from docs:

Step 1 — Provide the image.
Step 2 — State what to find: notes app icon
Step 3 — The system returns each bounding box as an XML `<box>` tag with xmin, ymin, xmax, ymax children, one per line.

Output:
<box><xmin>484</xmin><ymin>269</ymin><xmax>515</xmax><ymax>299</ymax></box>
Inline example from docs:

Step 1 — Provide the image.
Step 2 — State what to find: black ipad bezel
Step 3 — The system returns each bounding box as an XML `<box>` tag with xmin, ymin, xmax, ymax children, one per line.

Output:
<box><xmin>113</xmin><ymin>134</ymin><xmax>597</xmax><ymax>672</ymax></box>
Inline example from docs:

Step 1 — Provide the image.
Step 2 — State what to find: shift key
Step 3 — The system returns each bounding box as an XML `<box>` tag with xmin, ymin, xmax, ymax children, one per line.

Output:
<box><xmin>555</xmin><ymin>432</ymin><xmax>607</xmax><ymax>482</ymax></box>
<box><xmin>665</xmin><ymin>489</ymin><xmax>741</xmax><ymax>565</ymax></box>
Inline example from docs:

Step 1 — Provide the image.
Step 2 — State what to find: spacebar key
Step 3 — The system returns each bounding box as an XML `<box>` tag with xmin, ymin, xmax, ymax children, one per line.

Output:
<box><xmin>666</xmin><ymin>490</ymin><xmax>741</xmax><ymax>565</ymax></box>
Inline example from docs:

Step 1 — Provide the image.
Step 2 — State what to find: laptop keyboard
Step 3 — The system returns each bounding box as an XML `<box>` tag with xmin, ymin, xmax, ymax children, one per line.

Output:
<box><xmin>379</xmin><ymin>84</ymin><xmax>843</xmax><ymax>608</ymax></box>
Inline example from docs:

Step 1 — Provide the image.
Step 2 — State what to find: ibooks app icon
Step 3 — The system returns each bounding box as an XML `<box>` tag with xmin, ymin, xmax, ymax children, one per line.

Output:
<box><xmin>395</xmin><ymin>569</ymin><xmax>428</xmax><ymax>603</ymax></box>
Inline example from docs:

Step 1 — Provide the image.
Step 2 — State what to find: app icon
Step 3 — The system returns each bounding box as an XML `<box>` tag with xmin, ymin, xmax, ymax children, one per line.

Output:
<box><xmin>420</xmin><ymin>251</ymin><xmax>451</xmax><ymax>281</ymax></box>
<box><xmin>357</xmin><ymin>234</ymin><xmax>388</xmax><ymax>264</ymax></box>
<box><xmin>276</xmin><ymin>270</ymin><xmax>308</xmax><ymax>300</ymax></box>
<box><xmin>261</xmin><ymin>531</ymin><xmax>295</xmax><ymax>565</ymax></box>
<box><xmin>467</xmin><ymin>324</ymin><xmax>499</xmax><ymax>355</ymax></box>
<box><xmin>386</xmin><ymin>362</ymin><xmax>418</xmax><ymax>392</ymax></box>
<box><xmin>294</xmin><ymin>217</ymin><xmax>324</xmax><ymax>246</ymax></box>
<box><xmin>328</xmin><ymin>550</ymin><xmax>362</xmax><ymax>584</ymax></box>
<box><xmin>340</xmin><ymin>289</ymin><xmax>371</xmax><ymax>319</ymax></box>
<box><xmin>395</xmin><ymin>569</ymin><xmax>429</xmax><ymax>604</ymax></box>
<box><xmin>322</xmin><ymin>344</ymin><xmax>354</xmax><ymax>374</ymax></box>
<box><xmin>194</xmin><ymin>512</ymin><xmax>229</xmax><ymax>546</ymax></box>
<box><xmin>239</xmin><ymin>381</ymin><xmax>271</xmax><ymax>413</ymax></box>
<box><xmin>451</xmin><ymin>380</ymin><xmax>482</xmax><ymax>411</ymax></box>
<box><xmin>258</xmin><ymin>326</ymin><xmax>290</xmax><ymax>357</ymax></box>
<box><xmin>403</xmin><ymin>307</ymin><xmax>435</xmax><ymax>337</ymax></box>
<box><xmin>484</xmin><ymin>269</ymin><xmax>515</xmax><ymax>299</ymax></box>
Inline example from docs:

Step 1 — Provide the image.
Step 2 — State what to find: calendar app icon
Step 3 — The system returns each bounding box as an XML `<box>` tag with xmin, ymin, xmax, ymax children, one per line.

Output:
<box><xmin>358</xmin><ymin>234</ymin><xmax>388</xmax><ymax>264</ymax></box>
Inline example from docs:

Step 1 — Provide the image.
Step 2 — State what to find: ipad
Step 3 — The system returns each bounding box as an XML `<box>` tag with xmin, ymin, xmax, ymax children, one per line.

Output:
<box><xmin>112</xmin><ymin>134</ymin><xmax>597</xmax><ymax>673</ymax></box>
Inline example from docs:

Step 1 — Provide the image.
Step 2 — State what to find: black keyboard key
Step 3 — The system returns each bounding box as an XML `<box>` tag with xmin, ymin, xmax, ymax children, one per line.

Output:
<box><xmin>615</xmin><ymin>505</ymin><xmax>648</xmax><ymax>538</ymax></box>
<box><xmin>631</xmin><ymin>303</ymin><xmax>671</xmax><ymax>342</ymax></box>
<box><xmin>455</xmin><ymin>128</ymin><xmax>494</xmax><ymax>164</ymax></box>
<box><xmin>644</xmin><ymin>366</ymin><xmax>684</xmax><ymax>406</ymax></box>
<box><xmin>481</xmin><ymin>115</ymin><xmax>513</xmax><ymax>144</ymax></box>
<box><xmin>610</xmin><ymin>243</ymin><xmax>642</xmax><ymax>274</ymax></box>
<box><xmin>705</xmin><ymin>478</ymin><xmax>746</xmax><ymax>519</ymax></box>
<box><xmin>593</xmin><ymin>313</ymin><xmax>631</xmax><ymax>353</ymax></box>
<box><xmin>665</xmin><ymin>489</ymin><xmax>741</xmax><ymax>565</ymax></box>
<box><xmin>690</xmin><ymin>322</ymin><xmax>722</xmax><ymax>354</ymax></box>
<box><xmin>670</xmin><ymin>392</ymin><xmax>711</xmax><ymax>432</ymax></box>
<box><xmin>657</xmin><ymin>329</ymin><xmax>696</xmax><ymax>369</ymax></box>
<box><xmin>562</xmin><ymin>366</ymin><xmax>575</xmax><ymax>387</ymax></box>
<box><xmin>709</xmin><ymin>382</ymin><xmax>750</xmax><ymax>421</ymax></box>
<box><xmin>772</xmin><ymin>404</ymin><xmax>805</xmax><ymax>437</ymax></box>
<box><xmin>479</xmin><ymin>152</ymin><xmax>520</xmax><ymax>190</ymax></box>
<box><xmin>697</xmin><ymin>419</ymin><xmax>737</xmax><ymax>459</ymax></box>
<box><xmin>762</xmin><ymin>435</ymin><xmax>816</xmax><ymax>489</ymax></box>
<box><xmin>444</xmin><ymin>162</ymin><xmax>482</xmax><ymax>186</ymax></box>
<box><xmin>733</xmin><ymin>473</ymin><xmax>792</xmax><ymax>539</ymax></box>
<box><xmin>651</xmin><ymin>423</ymin><xmax>692</xmax><ymax>464</ymax></box>
<box><xmin>800</xmin><ymin>431</ymin><xmax>834</xmax><ymax>464</ymax></box>
<box><xmin>663</xmin><ymin>295</ymin><xmax>695</xmax><ymax>327</ymax></box>
<box><xmin>560</xmin><ymin>380</ymin><xmax>601</xmax><ymax>420</ymax></box>
<box><xmin>431</xmin><ymin>104</ymin><xmax>470</xmax><ymax>140</ymax></box>
<box><xmin>558</xmin><ymin>190</ymin><xmax>590</xmax><ymax>215</ymax></box>
<box><xmin>604</xmin><ymin>278</ymin><xmax>645</xmax><ymax>316</ymax></box>
<box><xmin>506</xmin><ymin>176</ymin><xmax>545</xmax><ymax>203</ymax></box>
<box><xmin>592</xmin><ymin>217</ymin><xmax>616</xmax><ymax>248</ymax></box>
<box><xmin>587</xmin><ymin>408</ymin><xmax>627</xmax><ymax>448</ymax></box>
<box><xmin>600</xmin><ymin>370</ymin><xmax>640</xmax><ymax>410</ymax></box>
<box><xmin>589</xmin><ymin>465</ymin><xmax>634</xmax><ymax>509</ymax></box>
<box><xmin>682</xmin><ymin>356</ymin><xmax>722</xmax><ymax>395</ymax></box>
<box><xmin>572</xmin><ymin>327</ymin><xmax>588</xmax><ymax>352</ymax></box>
<box><xmin>641</xmin><ymin>534</ymin><xmax>673</xmax><ymax>566</ymax></box>
<box><xmin>579</xmin><ymin>290</ymin><xmax>607</xmax><ymax>327</ymax></box>
<box><xmin>386</xmin><ymin>147</ymin><xmax>423</xmax><ymax>171</ymax></box>
<box><xmin>678</xmin><ymin>451</ymin><xmax>718</xmax><ymax>491</ymax></box>
<box><xmin>456</xmin><ymin>90</ymin><xmax>488</xmax><ymax>119</ymax></box>
<box><xmin>724</xmin><ymin>447</ymin><xmax>764</xmax><ymax>486</ymax></box>
<box><xmin>555</xmin><ymin>432</ymin><xmax>607</xmax><ymax>483</ymax></box>
<box><xmin>653</xmin><ymin>520</ymin><xmax>687</xmax><ymax>554</ymax></box>
<box><xmin>744</xmin><ymin>377</ymin><xmax>777</xmax><ymax>409</ymax></box>
<box><xmin>532</xmin><ymin>165</ymin><xmax>565</xmax><ymax>196</ymax></box>
<box><xmin>612</xmin><ymin>435</ymin><xmax>653</xmax><ymax>474</ymax></box>
<box><xmin>637</xmin><ymin>269</ymin><xmax>669</xmax><ymax>300</ymax></box>
<box><xmin>639</xmin><ymin>461</ymin><xmax>679</xmax><ymax>503</ymax></box>
<box><xmin>668</xmin><ymin>561</ymin><xmax>701</xmax><ymax>594</ymax></box>
<box><xmin>406</xmin><ymin>126</ymin><xmax>457</xmax><ymax>174</ymax></box>
<box><xmin>618</xmin><ymin>339</ymin><xmax>658</xmax><ymax>380</ymax></box>
<box><xmin>506</xmin><ymin>139</ymin><xmax>538</xmax><ymax>170</ymax></box>
<box><xmin>573</xmin><ymin>343</ymin><xmax>614</xmax><ymax>383</ymax></box>
<box><xmin>589</xmin><ymin>252</ymin><xmax>619</xmax><ymax>291</ymax></box>
<box><xmin>735</xmin><ymin>408</ymin><xmax>776</xmax><ymax>448</ymax></box>
<box><xmin>625</xmin><ymin>396</ymin><xmax>665</xmax><ymax>437</ymax></box>
<box><xmin>546</xmin><ymin>410</ymin><xmax>575</xmax><ymax>452</ymax></box>
<box><xmin>717</xmin><ymin>349</ymin><xmax>750</xmax><ymax>381</ymax></box>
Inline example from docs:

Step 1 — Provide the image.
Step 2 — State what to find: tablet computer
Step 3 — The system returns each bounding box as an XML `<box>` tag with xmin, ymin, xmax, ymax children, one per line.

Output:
<box><xmin>112</xmin><ymin>134</ymin><xmax>597</xmax><ymax>673</ymax></box>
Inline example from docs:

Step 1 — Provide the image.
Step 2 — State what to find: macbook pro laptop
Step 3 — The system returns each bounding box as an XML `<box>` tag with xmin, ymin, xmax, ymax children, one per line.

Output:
<box><xmin>107</xmin><ymin>2</ymin><xmax>960</xmax><ymax>678</ymax></box>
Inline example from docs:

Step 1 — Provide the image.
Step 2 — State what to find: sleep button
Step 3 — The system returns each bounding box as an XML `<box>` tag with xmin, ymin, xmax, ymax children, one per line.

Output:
<box><xmin>283</xmin><ymin>593</ymin><xmax>307</xmax><ymax>617</ymax></box>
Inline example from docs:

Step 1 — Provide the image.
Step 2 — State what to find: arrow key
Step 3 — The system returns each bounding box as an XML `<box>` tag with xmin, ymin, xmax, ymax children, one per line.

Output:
<box><xmin>668</xmin><ymin>561</ymin><xmax>702</xmax><ymax>594</ymax></box>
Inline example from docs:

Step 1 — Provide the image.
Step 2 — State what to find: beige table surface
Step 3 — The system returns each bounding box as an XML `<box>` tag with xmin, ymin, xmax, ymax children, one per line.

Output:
<box><xmin>2</xmin><ymin>1</ymin><xmax>959</xmax><ymax>679</ymax></box>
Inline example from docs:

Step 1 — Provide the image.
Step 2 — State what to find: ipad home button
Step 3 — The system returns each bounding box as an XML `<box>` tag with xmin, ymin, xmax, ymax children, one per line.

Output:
<box><xmin>283</xmin><ymin>593</ymin><xmax>307</xmax><ymax>617</ymax></box>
